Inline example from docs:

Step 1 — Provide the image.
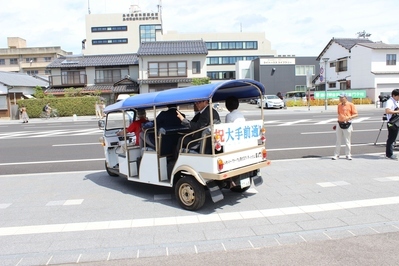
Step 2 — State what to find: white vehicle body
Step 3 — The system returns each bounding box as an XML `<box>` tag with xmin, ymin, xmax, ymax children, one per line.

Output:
<box><xmin>99</xmin><ymin>79</ymin><xmax>271</xmax><ymax>211</ymax></box>
<box><xmin>257</xmin><ymin>95</ymin><xmax>284</xmax><ymax>109</ymax></box>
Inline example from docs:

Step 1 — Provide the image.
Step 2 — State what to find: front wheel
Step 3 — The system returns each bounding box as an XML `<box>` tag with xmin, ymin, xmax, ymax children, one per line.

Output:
<box><xmin>105</xmin><ymin>161</ymin><xmax>119</xmax><ymax>177</ymax></box>
<box><xmin>175</xmin><ymin>176</ymin><xmax>206</xmax><ymax>211</ymax></box>
<box><xmin>52</xmin><ymin>112</ymin><xmax>59</xmax><ymax>119</ymax></box>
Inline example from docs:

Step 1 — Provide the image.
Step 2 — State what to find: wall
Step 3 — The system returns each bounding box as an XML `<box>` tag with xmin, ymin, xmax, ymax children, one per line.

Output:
<box><xmin>84</xmin><ymin>13</ymin><xmax>162</xmax><ymax>55</ymax></box>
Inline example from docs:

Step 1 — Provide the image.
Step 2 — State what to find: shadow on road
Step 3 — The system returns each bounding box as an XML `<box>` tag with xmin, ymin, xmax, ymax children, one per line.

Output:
<box><xmin>83</xmin><ymin>171</ymin><xmax>258</xmax><ymax>214</ymax></box>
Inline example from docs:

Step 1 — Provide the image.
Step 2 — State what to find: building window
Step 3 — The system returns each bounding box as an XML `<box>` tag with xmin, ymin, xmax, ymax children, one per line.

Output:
<box><xmin>0</xmin><ymin>59</ymin><xmax>5</xmax><ymax>65</ymax></box>
<box><xmin>95</xmin><ymin>69</ymin><xmax>128</xmax><ymax>83</ymax></box>
<box><xmin>295</xmin><ymin>85</ymin><xmax>307</xmax><ymax>91</ymax></box>
<box><xmin>336</xmin><ymin>59</ymin><xmax>347</xmax><ymax>72</ymax></box>
<box><xmin>192</xmin><ymin>61</ymin><xmax>201</xmax><ymax>74</ymax></box>
<box><xmin>148</xmin><ymin>61</ymin><xmax>187</xmax><ymax>77</ymax></box>
<box><xmin>61</xmin><ymin>71</ymin><xmax>84</xmax><ymax>84</ymax></box>
<box><xmin>329</xmin><ymin>62</ymin><xmax>336</xmax><ymax>68</ymax></box>
<box><xmin>0</xmin><ymin>95</ymin><xmax>7</xmax><ymax>110</ymax></box>
<box><xmin>140</xmin><ymin>25</ymin><xmax>161</xmax><ymax>43</ymax></box>
<box><xmin>387</xmin><ymin>54</ymin><xmax>396</xmax><ymax>65</ymax></box>
<box><xmin>25</xmin><ymin>58</ymin><xmax>37</xmax><ymax>63</ymax></box>
<box><xmin>92</xmin><ymin>39</ymin><xmax>128</xmax><ymax>45</ymax></box>
<box><xmin>241</xmin><ymin>69</ymin><xmax>250</xmax><ymax>78</ymax></box>
<box><xmin>207</xmin><ymin>56</ymin><xmax>258</xmax><ymax>65</ymax></box>
<box><xmin>206</xmin><ymin>41</ymin><xmax>257</xmax><ymax>50</ymax></box>
<box><xmin>44</xmin><ymin>57</ymin><xmax>52</xmax><ymax>62</ymax></box>
<box><xmin>91</xmin><ymin>26</ymin><xmax>127</xmax><ymax>32</ymax></box>
<box><xmin>295</xmin><ymin>65</ymin><xmax>315</xmax><ymax>76</ymax></box>
<box><xmin>10</xmin><ymin>58</ymin><xmax>18</xmax><ymax>65</ymax></box>
<box><xmin>27</xmin><ymin>70</ymin><xmax>39</xmax><ymax>75</ymax></box>
<box><xmin>207</xmin><ymin>71</ymin><xmax>235</xmax><ymax>80</ymax></box>
<box><xmin>329</xmin><ymin>83</ymin><xmax>336</xmax><ymax>88</ymax></box>
<box><xmin>45</xmin><ymin>70</ymin><xmax>51</xmax><ymax>75</ymax></box>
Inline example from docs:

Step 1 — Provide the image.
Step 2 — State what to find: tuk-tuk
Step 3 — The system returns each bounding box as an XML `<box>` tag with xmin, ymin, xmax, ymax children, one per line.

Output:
<box><xmin>99</xmin><ymin>79</ymin><xmax>271</xmax><ymax>211</ymax></box>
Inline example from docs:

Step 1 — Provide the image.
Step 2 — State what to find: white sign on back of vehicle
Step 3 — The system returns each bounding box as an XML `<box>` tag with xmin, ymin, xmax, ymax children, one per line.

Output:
<box><xmin>214</xmin><ymin>120</ymin><xmax>263</xmax><ymax>153</ymax></box>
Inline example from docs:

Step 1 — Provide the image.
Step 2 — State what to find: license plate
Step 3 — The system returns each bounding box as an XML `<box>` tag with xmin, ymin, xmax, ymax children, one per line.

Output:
<box><xmin>240</xmin><ymin>178</ymin><xmax>251</xmax><ymax>188</ymax></box>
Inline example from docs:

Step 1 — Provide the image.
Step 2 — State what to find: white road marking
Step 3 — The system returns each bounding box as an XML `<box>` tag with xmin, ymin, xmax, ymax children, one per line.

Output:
<box><xmin>375</xmin><ymin>176</ymin><xmax>399</xmax><ymax>182</ymax></box>
<box><xmin>315</xmin><ymin>118</ymin><xmax>337</xmax><ymax>124</ymax></box>
<box><xmin>1</xmin><ymin>195</ymin><xmax>398</xmax><ymax>236</ymax></box>
<box><xmin>0</xmin><ymin>128</ymin><xmax>101</xmax><ymax>139</ymax></box>
<box><xmin>0</xmin><ymin>158</ymin><xmax>103</xmax><ymax>166</ymax></box>
<box><xmin>53</xmin><ymin>143</ymin><xmax>100</xmax><ymax>147</ymax></box>
<box><xmin>278</xmin><ymin>119</ymin><xmax>311</xmax><ymax>126</ymax></box>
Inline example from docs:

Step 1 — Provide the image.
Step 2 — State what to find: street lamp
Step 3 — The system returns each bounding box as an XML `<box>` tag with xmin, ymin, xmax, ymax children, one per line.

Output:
<box><xmin>322</xmin><ymin>57</ymin><xmax>329</xmax><ymax>110</ymax></box>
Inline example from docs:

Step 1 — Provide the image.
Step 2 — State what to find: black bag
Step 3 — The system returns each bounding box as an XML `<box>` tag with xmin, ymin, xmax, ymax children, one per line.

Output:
<box><xmin>389</xmin><ymin>114</ymin><xmax>399</xmax><ymax>127</ymax></box>
<box><xmin>338</xmin><ymin>121</ymin><xmax>351</xmax><ymax>129</ymax></box>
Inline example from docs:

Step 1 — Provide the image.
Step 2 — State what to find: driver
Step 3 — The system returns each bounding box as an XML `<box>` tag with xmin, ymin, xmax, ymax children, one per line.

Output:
<box><xmin>117</xmin><ymin>109</ymin><xmax>148</xmax><ymax>146</ymax></box>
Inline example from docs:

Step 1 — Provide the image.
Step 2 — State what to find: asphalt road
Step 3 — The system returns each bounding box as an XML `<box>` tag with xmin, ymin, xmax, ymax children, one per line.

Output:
<box><xmin>1</xmin><ymin>104</ymin><xmax>398</xmax><ymax>265</ymax></box>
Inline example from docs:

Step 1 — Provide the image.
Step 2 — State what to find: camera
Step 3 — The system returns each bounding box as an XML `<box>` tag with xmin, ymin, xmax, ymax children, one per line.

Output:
<box><xmin>379</xmin><ymin>95</ymin><xmax>389</xmax><ymax>102</ymax></box>
<box><xmin>382</xmin><ymin>114</ymin><xmax>387</xmax><ymax>121</ymax></box>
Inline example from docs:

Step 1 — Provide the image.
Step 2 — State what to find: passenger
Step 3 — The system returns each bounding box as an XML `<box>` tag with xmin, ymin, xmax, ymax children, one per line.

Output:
<box><xmin>157</xmin><ymin>104</ymin><xmax>185</xmax><ymax>128</ymax></box>
<box><xmin>142</xmin><ymin>104</ymin><xmax>186</xmax><ymax>148</ymax></box>
<box><xmin>225</xmin><ymin>96</ymin><xmax>245</xmax><ymax>123</ymax></box>
<box><xmin>117</xmin><ymin>109</ymin><xmax>148</xmax><ymax>146</ymax></box>
<box><xmin>176</xmin><ymin>100</ymin><xmax>220</xmax><ymax>152</ymax></box>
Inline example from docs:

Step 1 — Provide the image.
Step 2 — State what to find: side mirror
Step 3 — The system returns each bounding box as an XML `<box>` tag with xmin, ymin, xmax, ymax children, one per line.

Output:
<box><xmin>98</xmin><ymin>119</ymin><xmax>105</xmax><ymax>129</ymax></box>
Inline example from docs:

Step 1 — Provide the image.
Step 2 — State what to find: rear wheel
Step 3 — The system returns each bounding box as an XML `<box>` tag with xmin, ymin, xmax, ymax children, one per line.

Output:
<box><xmin>40</xmin><ymin>112</ymin><xmax>48</xmax><ymax>120</ymax></box>
<box><xmin>175</xmin><ymin>176</ymin><xmax>206</xmax><ymax>211</ymax></box>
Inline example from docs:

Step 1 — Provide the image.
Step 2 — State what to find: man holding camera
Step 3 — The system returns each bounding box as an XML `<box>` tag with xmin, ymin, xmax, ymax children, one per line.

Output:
<box><xmin>385</xmin><ymin>89</ymin><xmax>399</xmax><ymax>160</ymax></box>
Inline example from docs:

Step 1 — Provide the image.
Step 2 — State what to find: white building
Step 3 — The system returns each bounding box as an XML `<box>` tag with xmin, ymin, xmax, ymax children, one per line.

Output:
<box><xmin>83</xmin><ymin>5</ymin><xmax>162</xmax><ymax>55</ymax></box>
<box><xmin>315</xmin><ymin>38</ymin><xmax>399</xmax><ymax>102</ymax></box>
<box><xmin>83</xmin><ymin>4</ymin><xmax>276</xmax><ymax>82</ymax></box>
<box><xmin>351</xmin><ymin>42</ymin><xmax>399</xmax><ymax>100</ymax></box>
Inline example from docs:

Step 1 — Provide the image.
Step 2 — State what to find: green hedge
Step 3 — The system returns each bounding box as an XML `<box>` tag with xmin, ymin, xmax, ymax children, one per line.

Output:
<box><xmin>17</xmin><ymin>96</ymin><xmax>102</xmax><ymax>118</ymax></box>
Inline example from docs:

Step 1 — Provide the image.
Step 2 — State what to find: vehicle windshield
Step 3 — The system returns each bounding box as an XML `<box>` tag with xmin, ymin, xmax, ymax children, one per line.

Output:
<box><xmin>265</xmin><ymin>95</ymin><xmax>280</xmax><ymax>100</ymax></box>
<box><xmin>106</xmin><ymin>111</ymin><xmax>134</xmax><ymax>130</ymax></box>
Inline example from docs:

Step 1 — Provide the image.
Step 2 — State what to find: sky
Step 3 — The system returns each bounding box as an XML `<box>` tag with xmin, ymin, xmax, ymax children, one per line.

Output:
<box><xmin>1</xmin><ymin>0</ymin><xmax>399</xmax><ymax>56</ymax></box>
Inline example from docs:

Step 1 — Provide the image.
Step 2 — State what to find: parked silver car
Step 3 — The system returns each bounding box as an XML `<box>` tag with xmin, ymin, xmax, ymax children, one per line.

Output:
<box><xmin>257</xmin><ymin>95</ymin><xmax>284</xmax><ymax>109</ymax></box>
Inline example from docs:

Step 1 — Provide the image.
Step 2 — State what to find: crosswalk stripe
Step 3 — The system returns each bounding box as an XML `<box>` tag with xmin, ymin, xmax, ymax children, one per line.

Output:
<box><xmin>278</xmin><ymin>119</ymin><xmax>311</xmax><ymax>126</ymax></box>
<box><xmin>315</xmin><ymin>118</ymin><xmax>337</xmax><ymax>124</ymax></box>
<box><xmin>352</xmin><ymin>117</ymin><xmax>370</xmax><ymax>123</ymax></box>
<box><xmin>0</xmin><ymin>129</ymin><xmax>101</xmax><ymax>139</ymax></box>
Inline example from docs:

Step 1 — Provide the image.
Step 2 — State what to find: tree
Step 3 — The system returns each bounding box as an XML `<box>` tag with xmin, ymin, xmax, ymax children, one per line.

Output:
<box><xmin>192</xmin><ymin>77</ymin><xmax>210</xmax><ymax>86</ymax></box>
<box><xmin>33</xmin><ymin>86</ymin><xmax>45</xmax><ymax>98</ymax></box>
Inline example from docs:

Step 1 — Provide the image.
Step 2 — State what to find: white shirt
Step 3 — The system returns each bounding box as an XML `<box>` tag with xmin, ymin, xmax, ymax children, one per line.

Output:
<box><xmin>225</xmin><ymin>109</ymin><xmax>245</xmax><ymax>123</ymax></box>
<box><xmin>385</xmin><ymin>97</ymin><xmax>398</xmax><ymax>120</ymax></box>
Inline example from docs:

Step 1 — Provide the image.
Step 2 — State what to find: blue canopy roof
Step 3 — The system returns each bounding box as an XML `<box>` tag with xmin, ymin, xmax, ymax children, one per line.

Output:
<box><xmin>104</xmin><ymin>79</ymin><xmax>265</xmax><ymax>113</ymax></box>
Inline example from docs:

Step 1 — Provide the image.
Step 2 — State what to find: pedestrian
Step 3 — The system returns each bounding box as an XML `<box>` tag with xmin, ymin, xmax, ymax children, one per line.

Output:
<box><xmin>100</xmin><ymin>100</ymin><xmax>106</xmax><ymax>118</ymax></box>
<box><xmin>225</xmin><ymin>96</ymin><xmax>245</xmax><ymax>123</ymax></box>
<box><xmin>385</xmin><ymin>88</ymin><xmax>399</xmax><ymax>160</ymax></box>
<box><xmin>95</xmin><ymin>101</ymin><xmax>102</xmax><ymax>119</ymax></box>
<box><xmin>20</xmin><ymin>105</ymin><xmax>29</xmax><ymax>123</ymax></box>
<box><xmin>332</xmin><ymin>93</ymin><xmax>358</xmax><ymax>160</ymax></box>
